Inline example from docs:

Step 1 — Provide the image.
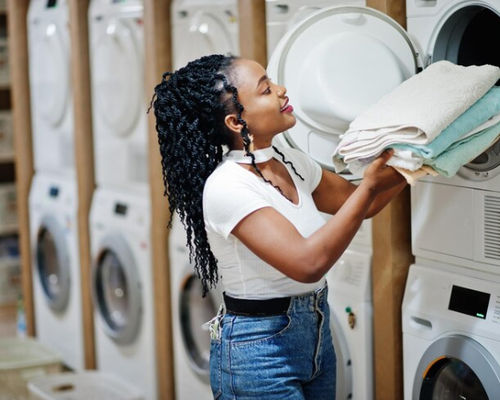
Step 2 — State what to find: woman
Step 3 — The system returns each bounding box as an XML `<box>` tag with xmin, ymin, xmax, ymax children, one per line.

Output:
<box><xmin>152</xmin><ymin>54</ymin><xmax>406</xmax><ymax>399</ymax></box>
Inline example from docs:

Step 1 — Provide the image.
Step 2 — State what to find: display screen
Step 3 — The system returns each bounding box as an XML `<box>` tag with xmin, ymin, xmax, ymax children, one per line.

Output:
<box><xmin>448</xmin><ymin>285</ymin><xmax>490</xmax><ymax>319</ymax></box>
<box><xmin>114</xmin><ymin>203</ymin><xmax>128</xmax><ymax>216</ymax></box>
<box><xmin>49</xmin><ymin>186</ymin><xmax>59</xmax><ymax>198</ymax></box>
<box><xmin>46</xmin><ymin>0</ymin><xmax>57</xmax><ymax>8</ymax></box>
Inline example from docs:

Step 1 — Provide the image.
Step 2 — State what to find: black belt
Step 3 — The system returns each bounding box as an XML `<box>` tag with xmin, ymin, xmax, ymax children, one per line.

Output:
<box><xmin>223</xmin><ymin>293</ymin><xmax>291</xmax><ymax>316</ymax></box>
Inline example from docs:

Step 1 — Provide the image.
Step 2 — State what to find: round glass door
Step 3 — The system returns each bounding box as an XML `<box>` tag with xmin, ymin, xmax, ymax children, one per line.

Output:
<box><xmin>413</xmin><ymin>335</ymin><xmax>500</xmax><ymax>399</ymax></box>
<box><xmin>31</xmin><ymin>20</ymin><xmax>70</xmax><ymax>128</ymax></box>
<box><xmin>421</xmin><ymin>357</ymin><xmax>488</xmax><ymax>399</ymax></box>
<box><xmin>36</xmin><ymin>217</ymin><xmax>70</xmax><ymax>312</ymax></box>
<box><xmin>431</xmin><ymin>5</ymin><xmax>500</xmax><ymax>180</ymax></box>
<box><xmin>179</xmin><ymin>272</ymin><xmax>221</xmax><ymax>382</ymax></box>
<box><xmin>92</xmin><ymin>18</ymin><xmax>142</xmax><ymax>137</ymax></box>
<box><xmin>93</xmin><ymin>236</ymin><xmax>142</xmax><ymax>345</ymax></box>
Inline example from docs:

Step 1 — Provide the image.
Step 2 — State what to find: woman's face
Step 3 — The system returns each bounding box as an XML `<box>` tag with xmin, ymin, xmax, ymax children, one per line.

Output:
<box><xmin>226</xmin><ymin>58</ymin><xmax>296</xmax><ymax>148</ymax></box>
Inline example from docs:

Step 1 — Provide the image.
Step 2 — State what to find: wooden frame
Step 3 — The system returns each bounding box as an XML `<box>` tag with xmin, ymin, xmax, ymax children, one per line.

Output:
<box><xmin>7</xmin><ymin>0</ymin><xmax>34</xmax><ymax>337</ymax></box>
<box><xmin>68</xmin><ymin>0</ymin><xmax>96</xmax><ymax>369</ymax></box>
<box><xmin>144</xmin><ymin>1</ymin><xmax>175</xmax><ymax>398</ymax></box>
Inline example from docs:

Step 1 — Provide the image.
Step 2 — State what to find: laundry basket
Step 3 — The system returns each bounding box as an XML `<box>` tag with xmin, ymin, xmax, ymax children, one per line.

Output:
<box><xmin>28</xmin><ymin>371</ymin><xmax>144</xmax><ymax>400</ymax></box>
<box><xmin>0</xmin><ymin>337</ymin><xmax>62</xmax><ymax>399</ymax></box>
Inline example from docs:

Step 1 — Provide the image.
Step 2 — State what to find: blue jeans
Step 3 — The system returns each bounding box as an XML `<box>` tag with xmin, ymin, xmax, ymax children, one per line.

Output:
<box><xmin>210</xmin><ymin>285</ymin><xmax>336</xmax><ymax>399</ymax></box>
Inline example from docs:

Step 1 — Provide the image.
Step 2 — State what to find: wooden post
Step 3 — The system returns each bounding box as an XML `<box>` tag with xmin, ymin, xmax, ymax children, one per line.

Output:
<box><xmin>68</xmin><ymin>0</ymin><xmax>96</xmax><ymax>369</ymax></box>
<box><xmin>144</xmin><ymin>1</ymin><xmax>175</xmax><ymax>398</ymax></box>
<box><xmin>238</xmin><ymin>0</ymin><xmax>267</xmax><ymax>66</ymax></box>
<box><xmin>367</xmin><ymin>0</ymin><xmax>406</xmax><ymax>28</ymax></box>
<box><xmin>366</xmin><ymin>2</ymin><xmax>411</xmax><ymax>399</ymax></box>
<box><xmin>7</xmin><ymin>0</ymin><xmax>35</xmax><ymax>336</ymax></box>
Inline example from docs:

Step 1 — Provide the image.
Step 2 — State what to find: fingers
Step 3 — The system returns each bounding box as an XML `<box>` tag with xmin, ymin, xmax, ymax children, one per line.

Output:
<box><xmin>371</xmin><ymin>148</ymin><xmax>394</xmax><ymax>169</ymax></box>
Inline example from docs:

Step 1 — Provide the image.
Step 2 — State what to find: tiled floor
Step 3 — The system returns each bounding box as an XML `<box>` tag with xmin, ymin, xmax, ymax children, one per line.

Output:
<box><xmin>0</xmin><ymin>302</ymin><xmax>17</xmax><ymax>338</ymax></box>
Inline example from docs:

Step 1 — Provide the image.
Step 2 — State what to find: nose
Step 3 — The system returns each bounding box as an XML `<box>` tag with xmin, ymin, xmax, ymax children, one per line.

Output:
<box><xmin>277</xmin><ymin>85</ymin><xmax>287</xmax><ymax>97</ymax></box>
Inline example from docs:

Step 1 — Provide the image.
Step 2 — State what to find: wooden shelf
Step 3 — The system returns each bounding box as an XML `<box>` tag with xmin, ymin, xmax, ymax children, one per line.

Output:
<box><xmin>0</xmin><ymin>223</ymin><xmax>17</xmax><ymax>236</ymax></box>
<box><xmin>0</xmin><ymin>152</ymin><xmax>14</xmax><ymax>163</ymax></box>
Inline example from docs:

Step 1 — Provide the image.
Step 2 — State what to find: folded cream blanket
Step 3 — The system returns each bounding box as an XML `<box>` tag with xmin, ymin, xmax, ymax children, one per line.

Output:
<box><xmin>333</xmin><ymin>60</ymin><xmax>500</xmax><ymax>171</ymax></box>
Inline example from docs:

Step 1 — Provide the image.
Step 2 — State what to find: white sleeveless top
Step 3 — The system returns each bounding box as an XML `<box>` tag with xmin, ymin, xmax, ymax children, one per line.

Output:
<box><xmin>203</xmin><ymin>146</ymin><xmax>326</xmax><ymax>299</ymax></box>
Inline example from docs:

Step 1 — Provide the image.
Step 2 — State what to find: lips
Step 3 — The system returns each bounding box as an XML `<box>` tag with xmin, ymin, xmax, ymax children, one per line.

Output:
<box><xmin>280</xmin><ymin>97</ymin><xmax>293</xmax><ymax>113</ymax></box>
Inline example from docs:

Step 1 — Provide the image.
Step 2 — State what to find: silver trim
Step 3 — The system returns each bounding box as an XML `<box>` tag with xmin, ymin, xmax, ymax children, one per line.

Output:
<box><xmin>92</xmin><ymin>233</ymin><xmax>143</xmax><ymax>345</ymax></box>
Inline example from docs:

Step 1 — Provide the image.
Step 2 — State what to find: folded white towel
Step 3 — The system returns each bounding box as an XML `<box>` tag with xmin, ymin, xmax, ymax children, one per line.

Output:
<box><xmin>346</xmin><ymin>61</ymin><xmax>500</xmax><ymax>142</ymax></box>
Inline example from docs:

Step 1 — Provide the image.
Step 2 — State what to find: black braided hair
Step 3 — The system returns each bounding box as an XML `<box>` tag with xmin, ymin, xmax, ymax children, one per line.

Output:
<box><xmin>152</xmin><ymin>54</ymin><xmax>304</xmax><ymax>294</ymax></box>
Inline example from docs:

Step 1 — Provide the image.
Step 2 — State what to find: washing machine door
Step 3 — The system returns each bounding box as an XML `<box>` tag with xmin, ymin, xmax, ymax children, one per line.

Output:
<box><xmin>179</xmin><ymin>265</ymin><xmax>223</xmax><ymax>382</ymax></box>
<box><xmin>29</xmin><ymin>17</ymin><xmax>70</xmax><ymax>129</ymax></box>
<box><xmin>35</xmin><ymin>215</ymin><xmax>71</xmax><ymax>312</ymax></box>
<box><xmin>413</xmin><ymin>335</ymin><xmax>500</xmax><ymax>399</ymax></box>
<box><xmin>92</xmin><ymin>234</ymin><xmax>142</xmax><ymax>345</ymax></box>
<box><xmin>91</xmin><ymin>16</ymin><xmax>143</xmax><ymax>137</ymax></box>
<box><xmin>173</xmin><ymin>9</ymin><xmax>236</xmax><ymax>70</ymax></box>
<box><xmin>267</xmin><ymin>6</ymin><xmax>418</xmax><ymax>171</ymax></box>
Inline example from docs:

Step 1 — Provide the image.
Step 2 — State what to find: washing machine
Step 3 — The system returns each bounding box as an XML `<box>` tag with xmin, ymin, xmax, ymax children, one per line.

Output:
<box><xmin>88</xmin><ymin>0</ymin><xmax>148</xmax><ymax>194</ymax></box>
<box><xmin>266</xmin><ymin>5</ymin><xmax>420</xmax><ymax>398</ymax></box>
<box><xmin>406</xmin><ymin>0</ymin><xmax>500</xmax><ymax>275</ymax></box>
<box><xmin>29</xmin><ymin>172</ymin><xmax>85</xmax><ymax>370</ymax></box>
<box><xmin>325</xmin><ymin>218</ymin><xmax>373</xmax><ymax>400</ymax></box>
<box><xmin>169</xmin><ymin>212</ymin><xmax>223</xmax><ymax>400</ymax></box>
<box><xmin>28</xmin><ymin>0</ymin><xmax>74</xmax><ymax>178</ymax></box>
<box><xmin>90</xmin><ymin>187</ymin><xmax>155</xmax><ymax>399</ymax></box>
<box><xmin>171</xmin><ymin>0</ymin><xmax>239</xmax><ymax>71</ymax></box>
<box><xmin>265</xmin><ymin>0</ymin><xmax>365</xmax><ymax>62</ymax></box>
<box><xmin>402</xmin><ymin>261</ymin><xmax>500</xmax><ymax>399</ymax></box>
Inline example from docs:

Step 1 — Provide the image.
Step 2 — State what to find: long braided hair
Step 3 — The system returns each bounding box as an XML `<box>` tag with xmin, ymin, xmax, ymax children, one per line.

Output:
<box><xmin>152</xmin><ymin>54</ymin><xmax>304</xmax><ymax>294</ymax></box>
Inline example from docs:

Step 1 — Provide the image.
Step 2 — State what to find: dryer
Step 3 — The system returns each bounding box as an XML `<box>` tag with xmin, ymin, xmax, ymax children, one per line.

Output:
<box><xmin>265</xmin><ymin>0</ymin><xmax>365</xmax><ymax>62</ymax></box>
<box><xmin>407</xmin><ymin>0</ymin><xmax>500</xmax><ymax>274</ymax></box>
<box><xmin>171</xmin><ymin>0</ymin><xmax>239</xmax><ymax>70</ymax></box>
<box><xmin>169</xmin><ymin>212</ymin><xmax>223</xmax><ymax>400</ymax></box>
<box><xmin>90</xmin><ymin>187</ymin><xmax>155</xmax><ymax>399</ymax></box>
<box><xmin>28</xmin><ymin>0</ymin><xmax>74</xmax><ymax>177</ymax></box>
<box><xmin>29</xmin><ymin>173</ymin><xmax>85</xmax><ymax>370</ymax></box>
<box><xmin>89</xmin><ymin>0</ymin><xmax>148</xmax><ymax>194</ymax></box>
<box><xmin>266</xmin><ymin>6</ymin><xmax>419</xmax><ymax>398</ymax></box>
<box><xmin>402</xmin><ymin>261</ymin><xmax>500</xmax><ymax>399</ymax></box>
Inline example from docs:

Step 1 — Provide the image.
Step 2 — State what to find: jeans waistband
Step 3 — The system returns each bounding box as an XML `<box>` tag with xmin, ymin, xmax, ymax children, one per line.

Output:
<box><xmin>223</xmin><ymin>283</ymin><xmax>328</xmax><ymax>317</ymax></box>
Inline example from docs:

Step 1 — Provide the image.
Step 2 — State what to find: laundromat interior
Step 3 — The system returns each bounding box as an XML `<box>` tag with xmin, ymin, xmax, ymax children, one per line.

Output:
<box><xmin>1</xmin><ymin>0</ymin><xmax>500</xmax><ymax>399</ymax></box>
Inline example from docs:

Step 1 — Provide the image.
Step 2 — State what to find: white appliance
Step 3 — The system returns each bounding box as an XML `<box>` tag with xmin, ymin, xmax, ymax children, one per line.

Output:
<box><xmin>267</xmin><ymin>5</ymin><xmax>419</xmax><ymax>172</ymax></box>
<box><xmin>169</xmin><ymin>212</ymin><xmax>223</xmax><ymax>400</ymax></box>
<box><xmin>29</xmin><ymin>173</ymin><xmax>85</xmax><ymax>370</ymax></box>
<box><xmin>265</xmin><ymin>0</ymin><xmax>365</xmax><ymax>61</ymax></box>
<box><xmin>28</xmin><ymin>0</ymin><xmax>74</xmax><ymax>177</ymax></box>
<box><xmin>326</xmin><ymin>219</ymin><xmax>373</xmax><ymax>400</ymax></box>
<box><xmin>90</xmin><ymin>187</ymin><xmax>155</xmax><ymax>399</ymax></box>
<box><xmin>402</xmin><ymin>261</ymin><xmax>500</xmax><ymax>399</ymax></box>
<box><xmin>171</xmin><ymin>0</ymin><xmax>239</xmax><ymax>70</ymax></box>
<box><xmin>407</xmin><ymin>0</ymin><xmax>500</xmax><ymax>275</ymax></box>
<box><xmin>266</xmin><ymin>5</ymin><xmax>420</xmax><ymax>398</ymax></box>
<box><xmin>89</xmin><ymin>0</ymin><xmax>148</xmax><ymax>194</ymax></box>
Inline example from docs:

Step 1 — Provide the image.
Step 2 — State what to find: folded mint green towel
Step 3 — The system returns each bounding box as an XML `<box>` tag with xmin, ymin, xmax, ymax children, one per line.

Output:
<box><xmin>393</xmin><ymin>86</ymin><xmax>500</xmax><ymax>159</ymax></box>
<box><xmin>425</xmin><ymin>120</ymin><xmax>500</xmax><ymax>176</ymax></box>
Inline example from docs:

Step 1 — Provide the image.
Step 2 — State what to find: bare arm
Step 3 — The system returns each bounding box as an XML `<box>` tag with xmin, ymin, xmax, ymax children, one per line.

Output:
<box><xmin>312</xmin><ymin>164</ymin><xmax>407</xmax><ymax>218</ymax></box>
<box><xmin>231</xmin><ymin>150</ymin><xmax>404</xmax><ymax>283</ymax></box>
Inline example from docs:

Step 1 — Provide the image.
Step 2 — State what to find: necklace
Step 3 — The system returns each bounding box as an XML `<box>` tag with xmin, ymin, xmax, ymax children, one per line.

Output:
<box><xmin>225</xmin><ymin>147</ymin><xmax>274</xmax><ymax>164</ymax></box>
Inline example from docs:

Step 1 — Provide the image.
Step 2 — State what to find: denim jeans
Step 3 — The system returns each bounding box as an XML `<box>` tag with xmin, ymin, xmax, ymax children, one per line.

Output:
<box><xmin>209</xmin><ymin>285</ymin><xmax>336</xmax><ymax>399</ymax></box>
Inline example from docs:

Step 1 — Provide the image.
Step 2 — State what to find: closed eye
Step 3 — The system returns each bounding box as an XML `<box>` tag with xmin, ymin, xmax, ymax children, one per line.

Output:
<box><xmin>263</xmin><ymin>86</ymin><xmax>271</xmax><ymax>95</ymax></box>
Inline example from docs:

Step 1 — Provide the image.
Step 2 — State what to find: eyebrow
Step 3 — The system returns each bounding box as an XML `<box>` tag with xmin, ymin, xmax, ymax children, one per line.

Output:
<box><xmin>256</xmin><ymin>74</ymin><xmax>269</xmax><ymax>88</ymax></box>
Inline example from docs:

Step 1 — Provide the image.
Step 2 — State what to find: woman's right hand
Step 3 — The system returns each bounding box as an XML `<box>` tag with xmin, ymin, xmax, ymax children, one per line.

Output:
<box><xmin>362</xmin><ymin>149</ymin><xmax>405</xmax><ymax>195</ymax></box>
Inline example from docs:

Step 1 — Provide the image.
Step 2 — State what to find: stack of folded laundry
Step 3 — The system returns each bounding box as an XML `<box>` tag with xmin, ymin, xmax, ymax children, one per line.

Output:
<box><xmin>332</xmin><ymin>60</ymin><xmax>500</xmax><ymax>185</ymax></box>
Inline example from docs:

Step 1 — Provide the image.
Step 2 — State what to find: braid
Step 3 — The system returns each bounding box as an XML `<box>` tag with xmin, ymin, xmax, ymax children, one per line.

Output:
<box><xmin>152</xmin><ymin>54</ymin><xmax>305</xmax><ymax>294</ymax></box>
<box><xmin>152</xmin><ymin>54</ymin><xmax>236</xmax><ymax>295</ymax></box>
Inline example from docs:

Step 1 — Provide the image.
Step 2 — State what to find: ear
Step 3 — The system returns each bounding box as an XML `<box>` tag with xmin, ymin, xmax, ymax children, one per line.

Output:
<box><xmin>224</xmin><ymin>113</ymin><xmax>243</xmax><ymax>135</ymax></box>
